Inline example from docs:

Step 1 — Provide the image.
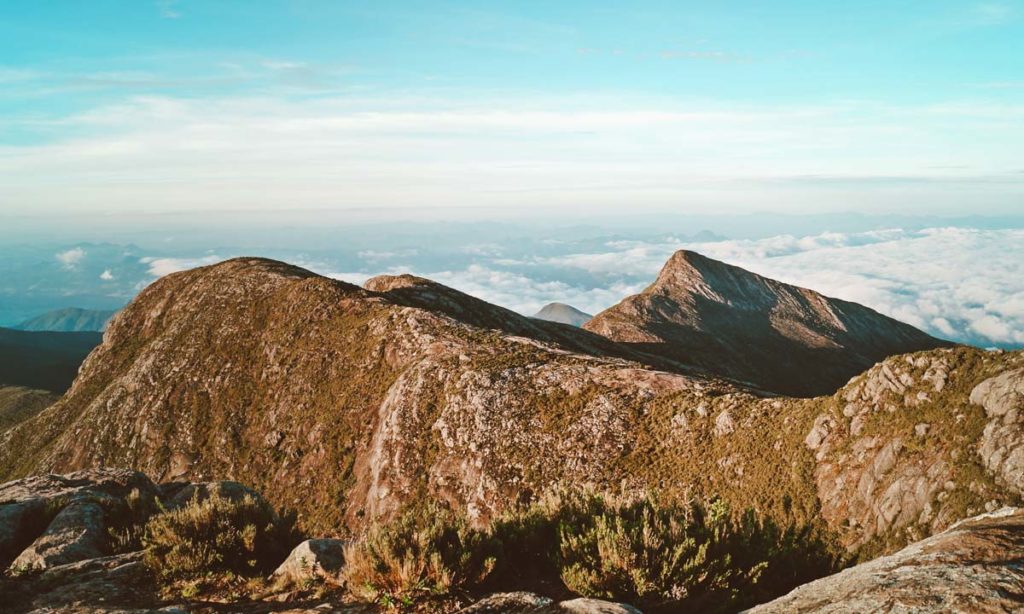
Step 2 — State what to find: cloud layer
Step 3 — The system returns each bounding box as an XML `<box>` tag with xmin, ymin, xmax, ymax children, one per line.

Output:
<box><xmin>321</xmin><ymin>227</ymin><xmax>1023</xmax><ymax>348</ymax></box>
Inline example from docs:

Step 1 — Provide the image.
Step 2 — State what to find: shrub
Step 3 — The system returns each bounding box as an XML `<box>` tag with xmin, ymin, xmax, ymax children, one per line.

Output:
<box><xmin>554</xmin><ymin>493</ymin><xmax>840</xmax><ymax>611</ymax></box>
<box><xmin>142</xmin><ymin>490</ymin><xmax>298</xmax><ymax>584</ymax></box>
<box><xmin>341</xmin><ymin>503</ymin><xmax>498</xmax><ymax>608</ymax></box>
<box><xmin>105</xmin><ymin>488</ymin><xmax>161</xmax><ymax>554</ymax></box>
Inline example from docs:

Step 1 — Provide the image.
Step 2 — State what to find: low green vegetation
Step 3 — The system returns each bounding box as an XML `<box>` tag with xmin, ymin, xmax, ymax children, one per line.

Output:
<box><xmin>341</xmin><ymin>491</ymin><xmax>843</xmax><ymax>612</ymax></box>
<box><xmin>341</xmin><ymin>503</ymin><xmax>499</xmax><ymax>609</ymax></box>
<box><xmin>141</xmin><ymin>490</ymin><xmax>299</xmax><ymax>596</ymax></box>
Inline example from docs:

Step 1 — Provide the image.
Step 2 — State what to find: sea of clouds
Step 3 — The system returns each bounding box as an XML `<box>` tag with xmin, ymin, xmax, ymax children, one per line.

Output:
<box><xmin>316</xmin><ymin>227</ymin><xmax>1024</xmax><ymax>348</ymax></box>
<box><xmin>8</xmin><ymin>226</ymin><xmax>1021</xmax><ymax>349</ymax></box>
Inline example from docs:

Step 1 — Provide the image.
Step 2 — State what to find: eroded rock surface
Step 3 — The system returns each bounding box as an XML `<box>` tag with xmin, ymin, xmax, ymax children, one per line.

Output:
<box><xmin>972</xmin><ymin>368</ymin><xmax>1024</xmax><ymax>494</ymax></box>
<box><xmin>747</xmin><ymin>507</ymin><xmax>1024</xmax><ymax>613</ymax></box>
<box><xmin>273</xmin><ymin>538</ymin><xmax>347</xmax><ymax>586</ymax></box>
<box><xmin>805</xmin><ymin>349</ymin><xmax>1023</xmax><ymax>550</ymax></box>
<box><xmin>0</xmin><ymin>468</ymin><xmax>158</xmax><ymax>571</ymax></box>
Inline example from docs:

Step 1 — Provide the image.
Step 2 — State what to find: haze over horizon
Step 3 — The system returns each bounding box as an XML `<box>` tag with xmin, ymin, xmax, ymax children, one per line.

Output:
<box><xmin>1</xmin><ymin>0</ymin><xmax>1023</xmax><ymax>216</ymax></box>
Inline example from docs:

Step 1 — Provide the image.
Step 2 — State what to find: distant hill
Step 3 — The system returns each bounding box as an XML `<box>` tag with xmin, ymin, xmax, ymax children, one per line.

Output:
<box><xmin>15</xmin><ymin>307</ymin><xmax>117</xmax><ymax>332</ymax></box>
<box><xmin>0</xmin><ymin>327</ymin><xmax>102</xmax><ymax>392</ymax></box>
<box><xmin>0</xmin><ymin>385</ymin><xmax>58</xmax><ymax>432</ymax></box>
<box><xmin>584</xmin><ymin>250</ymin><xmax>952</xmax><ymax>396</ymax></box>
<box><xmin>532</xmin><ymin>302</ymin><xmax>592</xmax><ymax>327</ymax></box>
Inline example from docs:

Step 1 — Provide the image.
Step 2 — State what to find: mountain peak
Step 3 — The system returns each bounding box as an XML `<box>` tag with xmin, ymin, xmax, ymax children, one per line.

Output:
<box><xmin>585</xmin><ymin>250</ymin><xmax>952</xmax><ymax>396</ymax></box>
<box><xmin>532</xmin><ymin>303</ymin><xmax>592</xmax><ymax>327</ymax></box>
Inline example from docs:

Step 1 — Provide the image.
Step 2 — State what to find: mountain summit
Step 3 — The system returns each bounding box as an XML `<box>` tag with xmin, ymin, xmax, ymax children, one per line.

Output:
<box><xmin>584</xmin><ymin>250</ymin><xmax>951</xmax><ymax>396</ymax></box>
<box><xmin>533</xmin><ymin>302</ymin><xmax>592</xmax><ymax>327</ymax></box>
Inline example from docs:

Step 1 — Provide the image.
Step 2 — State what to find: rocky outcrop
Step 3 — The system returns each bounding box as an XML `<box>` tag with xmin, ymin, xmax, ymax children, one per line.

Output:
<box><xmin>584</xmin><ymin>250</ymin><xmax>951</xmax><ymax>396</ymax></box>
<box><xmin>272</xmin><ymin>538</ymin><xmax>347</xmax><ymax>586</ymax></box>
<box><xmin>805</xmin><ymin>349</ymin><xmax>1023</xmax><ymax>551</ymax></box>
<box><xmin>0</xmin><ymin>258</ymin><xmax>738</xmax><ymax>535</ymax></box>
<box><xmin>0</xmin><ymin>256</ymin><xmax>1018</xmax><ymax>562</ymax></box>
<box><xmin>458</xmin><ymin>592</ymin><xmax>642</xmax><ymax>613</ymax></box>
<box><xmin>747</xmin><ymin>507</ymin><xmax>1024</xmax><ymax>613</ymax></box>
<box><xmin>0</xmin><ymin>468</ymin><xmax>159</xmax><ymax>571</ymax></box>
<box><xmin>972</xmin><ymin>368</ymin><xmax>1024</xmax><ymax>494</ymax></box>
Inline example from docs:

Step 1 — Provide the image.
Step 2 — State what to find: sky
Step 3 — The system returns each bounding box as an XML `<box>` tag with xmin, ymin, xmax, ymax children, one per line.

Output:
<box><xmin>2</xmin><ymin>0</ymin><xmax>1024</xmax><ymax>216</ymax></box>
<box><xmin>0</xmin><ymin>2</ymin><xmax>1021</xmax><ymax>349</ymax></box>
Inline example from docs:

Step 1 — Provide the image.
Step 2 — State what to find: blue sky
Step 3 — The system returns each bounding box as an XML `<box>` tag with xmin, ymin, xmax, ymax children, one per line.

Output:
<box><xmin>1</xmin><ymin>0</ymin><xmax>1023</xmax><ymax>216</ymax></box>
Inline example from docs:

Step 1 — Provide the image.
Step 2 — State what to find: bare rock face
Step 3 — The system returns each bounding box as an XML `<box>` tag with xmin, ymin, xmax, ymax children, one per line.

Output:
<box><xmin>972</xmin><ymin>368</ymin><xmax>1024</xmax><ymax>494</ymax></box>
<box><xmin>584</xmin><ymin>250</ymin><xmax>951</xmax><ymax>397</ymax></box>
<box><xmin>11</xmin><ymin>500</ymin><xmax>107</xmax><ymax>570</ymax></box>
<box><xmin>0</xmin><ymin>468</ymin><xmax>159</xmax><ymax>571</ymax></box>
<box><xmin>804</xmin><ymin>349</ymin><xmax>1022</xmax><ymax>551</ymax></box>
<box><xmin>458</xmin><ymin>593</ymin><xmax>642</xmax><ymax>614</ymax></box>
<box><xmin>747</xmin><ymin>507</ymin><xmax>1024</xmax><ymax>613</ymax></box>
<box><xmin>272</xmin><ymin>538</ymin><xmax>347</xmax><ymax>586</ymax></box>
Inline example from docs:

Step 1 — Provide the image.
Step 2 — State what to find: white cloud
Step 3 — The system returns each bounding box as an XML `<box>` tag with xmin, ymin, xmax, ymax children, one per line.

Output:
<box><xmin>2</xmin><ymin>96</ymin><xmax>1022</xmax><ymax>216</ymax></box>
<box><xmin>128</xmin><ymin>227</ymin><xmax>1024</xmax><ymax>348</ymax></box>
<box><xmin>56</xmin><ymin>247</ymin><xmax>86</xmax><ymax>269</ymax></box>
<box><xmin>141</xmin><ymin>255</ymin><xmax>223</xmax><ymax>277</ymax></box>
<box><xmin>546</xmin><ymin>227</ymin><xmax>1024</xmax><ymax>347</ymax></box>
<box><xmin>156</xmin><ymin>0</ymin><xmax>181</xmax><ymax>19</ymax></box>
<box><xmin>99</xmin><ymin>269</ymin><xmax>115</xmax><ymax>280</ymax></box>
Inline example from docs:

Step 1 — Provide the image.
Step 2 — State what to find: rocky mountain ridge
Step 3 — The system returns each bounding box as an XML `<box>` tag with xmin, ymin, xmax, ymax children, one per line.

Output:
<box><xmin>584</xmin><ymin>250</ymin><xmax>951</xmax><ymax>396</ymax></box>
<box><xmin>0</xmin><ymin>255</ymin><xmax>1018</xmax><ymax>567</ymax></box>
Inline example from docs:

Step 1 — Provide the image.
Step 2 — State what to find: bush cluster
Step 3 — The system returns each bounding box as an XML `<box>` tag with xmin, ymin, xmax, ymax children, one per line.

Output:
<box><xmin>340</xmin><ymin>490</ymin><xmax>842</xmax><ymax>612</ymax></box>
<box><xmin>142</xmin><ymin>490</ymin><xmax>298</xmax><ymax>584</ymax></box>
<box><xmin>340</xmin><ymin>503</ymin><xmax>498</xmax><ymax>609</ymax></box>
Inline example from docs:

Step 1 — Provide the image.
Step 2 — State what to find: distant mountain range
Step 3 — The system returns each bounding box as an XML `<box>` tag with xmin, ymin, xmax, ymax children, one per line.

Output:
<box><xmin>15</xmin><ymin>307</ymin><xmax>117</xmax><ymax>332</ymax></box>
<box><xmin>532</xmin><ymin>302</ymin><xmax>592</xmax><ymax>327</ymax></box>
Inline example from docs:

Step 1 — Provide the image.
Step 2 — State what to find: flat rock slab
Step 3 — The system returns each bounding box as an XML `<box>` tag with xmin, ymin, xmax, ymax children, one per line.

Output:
<box><xmin>458</xmin><ymin>592</ymin><xmax>556</xmax><ymax>613</ymax></box>
<box><xmin>747</xmin><ymin>507</ymin><xmax>1024</xmax><ymax>613</ymax></box>
<box><xmin>458</xmin><ymin>593</ymin><xmax>642</xmax><ymax>614</ymax></box>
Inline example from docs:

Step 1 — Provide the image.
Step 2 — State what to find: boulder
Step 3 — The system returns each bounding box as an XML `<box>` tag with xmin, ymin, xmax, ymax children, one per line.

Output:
<box><xmin>746</xmin><ymin>507</ymin><xmax>1024</xmax><ymax>613</ymax></box>
<box><xmin>11</xmin><ymin>500</ymin><xmax>107</xmax><ymax>571</ymax></box>
<box><xmin>272</xmin><ymin>538</ymin><xmax>347</xmax><ymax>586</ymax></box>
<box><xmin>457</xmin><ymin>593</ymin><xmax>643</xmax><ymax>614</ymax></box>
<box><xmin>0</xmin><ymin>468</ymin><xmax>159</xmax><ymax>571</ymax></box>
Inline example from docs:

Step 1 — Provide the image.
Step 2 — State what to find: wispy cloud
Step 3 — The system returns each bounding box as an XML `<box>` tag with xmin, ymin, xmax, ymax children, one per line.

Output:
<box><xmin>2</xmin><ymin>95</ymin><xmax>1022</xmax><ymax>215</ymax></box>
<box><xmin>156</xmin><ymin>0</ymin><xmax>182</xmax><ymax>20</ymax></box>
<box><xmin>972</xmin><ymin>2</ymin><xmax>1015</xmax><ymax>25</ymax></box>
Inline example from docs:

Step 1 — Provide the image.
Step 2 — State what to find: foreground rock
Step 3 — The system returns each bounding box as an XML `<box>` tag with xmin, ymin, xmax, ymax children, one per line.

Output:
<box><xmin>459</xmin><ymin>592</ymin><xmax>642</xmax><ymax>613</ymax></box>
<box><xmin>273</xmin><ymin>538</ymin><xmax>347</xmax><ymax>586</ymax></box>
<box><xmin>747</xmin><ymin>507</ymin><xmax>1024</xmax><ymax>613</ymax></box>
<box><xmin>0</xmin><ymin>468</ymin><xmax>159</xmax><ymax>570</ymax></box>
